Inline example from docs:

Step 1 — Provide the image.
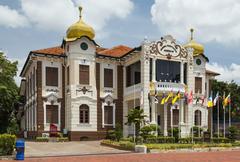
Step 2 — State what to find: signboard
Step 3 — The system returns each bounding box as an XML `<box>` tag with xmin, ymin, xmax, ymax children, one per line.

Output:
<box><xmin>50</xmin><ymin>123</ymin><xmax>58</xmax><ymax>137</ymax></box>
<box><xmin>203</xmin><ymin>131</ymin><xmax>211</xmax><ymax>143</ymax></box>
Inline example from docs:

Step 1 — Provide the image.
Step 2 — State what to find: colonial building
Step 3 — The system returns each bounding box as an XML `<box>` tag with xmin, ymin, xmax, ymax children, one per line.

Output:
<box><xmin>19</xmin><ymin>7</ymin><xmax>219</xmax><ymax>140</ymax></box>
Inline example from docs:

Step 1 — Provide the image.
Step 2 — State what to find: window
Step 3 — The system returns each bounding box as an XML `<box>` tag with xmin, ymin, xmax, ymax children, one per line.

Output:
<box><xmin>149</xmin><ymin>58</ymin><xmax>152</xmax><ymax>81</ymax></box>
<box><xmin>196</xmin><ymin>59</ymin><xmax>202</xmax><ymax>65</ymax></box>
<box><xmin>104</xmin><ymin>68</ymin><xmax>113</xmax><ymax>88</ymax></box>
<box><xmin>46</xmin><ymin>105</ymin><xmax>58</xmax><ymax>124</ymax></box>
<box><xmin>79</xmin><ymin>65</ymin><xmax>89</xmax><ymax>85</ymax></box>
<box><xmin>104</xmin><ymin>106</ymin><xmax>113</xmax><ymax>125</ymax></box>
<box><xmin>126</xmin><ymin>61</ymin><xmax>141</xmax><ymax>87</ymax></box>
<box><xmin>173</xmin><ymin>109</ymin><xmax>179</xmax><ymax>126</ymax></box>
<box><xmin>194</xmin><ymin>110</ymin><xmax>201</xmax><ymax>126</ymax></box>
<box><xmin>195</xmin><ymin>77</ymin><xmax>202</xmax><ymax>93</ymax></box>
<box><xmin>156</xmin><ymin>59</ymin><xmax>180</xmax><ymax>82</ymax></box>
<box><xmin>184</xmin><ymin>63</ymin><xmax>188</xmax><ymax>85</ymax></box>
<box><xmin>80</xmin><ymin>42</ymin><xmax>88</xmax><ymax>50</ymax></box>
<box><xmin>79</xmin><ymin>104</ymin><xmax>89</xmax><ymax>123</ymax></box>
<box><xmin>46</xmin><ymin>67</ymin><xmax>58</xmax><ymax>86</ymax></box>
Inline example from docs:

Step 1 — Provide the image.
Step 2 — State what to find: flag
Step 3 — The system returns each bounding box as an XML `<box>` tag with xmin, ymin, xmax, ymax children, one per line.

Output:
<box><xmin>223</xmin><ymin>93</ymin><xmax>230</xmax><ymax>106</ymax></box>
<box><xmin>154</xmin><ymin>95</ymin><xmax>159</xmax><ymax>104</ymax></box>
<box><xmin>172</xmin><ymin>91</ymin><xmax>180</xmax><ymax>105</ymax></box>
<box><xmin>207</xmin><ymin>92</ymin><xmax>213</xmax><ymax>108</ymax></box>
<box><xmin>200</xmin><ymin>95</ymin><xmax>205</xmax><ymax>106</ymax></box>
<box><xmin>213</xmin><ymin>92</ymin><xmax>219</xmax><ymax>106</ymax></box>
<box><xmin>161</xmin><ymin>93</ymin><xmax>166</xmax><ymax>105</ymax></box>
<box><xmin>184</xmin><ymin>91</ymin><xmax>188</xmax><ymax>104</ymax></box>
<box><xmin>188</xmin><ymin>91</ymin><xmax>193</xmax><ymax>104</ymax></box>
<box><xmin>165</xmin><ymin>91</ymin><xmax>173</xmax><ymax>103</ymax></box>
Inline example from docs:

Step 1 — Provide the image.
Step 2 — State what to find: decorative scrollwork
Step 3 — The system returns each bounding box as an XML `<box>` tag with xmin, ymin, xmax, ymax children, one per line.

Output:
<box><xmin>144</xmin><ymin>35</ymin><xmax>188</xmax><ymax>60</ymax></box>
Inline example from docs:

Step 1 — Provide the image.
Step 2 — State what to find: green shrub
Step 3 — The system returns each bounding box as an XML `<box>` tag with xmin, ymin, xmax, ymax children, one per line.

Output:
<box><xmin>36</xmin><ymin>137</ymin><xmax>49</xmax><ymax>142</ymax></box>
<box><xmin>57</xmin><ymin>137</ymin><xmax>69</xmax><ymax>142</ymax></box>
<box><xmin>191</xmin><ymin>126</ymin><xmax>203</xmax><ymax>137</ymax></box>
<box><xmin>0</xmin><ymin>134</ymin><xmax>16</xmax><ymax>155</ymax></box>
<box><xmin>120</xmin><ymin>137</ymin><xmax>132</xmax><ymax>142</ymax></box>
<box><xmin>211</xmin><ymin>137</ymin><xmax>230</xmax><ymax>143</ymax></box>
<box><xmin>228</xmin><ymin>126</ymin><xmax>239</xmax><ymax>141</ymax></box>
<box><xmin>101</xmin><ymin>140</ymin><xmax>135</xmax><ymax>150</ymax></box>
<box><xmin>106</xmin><ymin>124</ymin><xmax>123</xmax><ymax>141</ymax></box>
<box><xmin>178</xmin><ymin>137</ymin><xmax>192</xmax><ymax>144</ymax></box>
<box><xmin>145</xmin><ymin>136</ymin><xmax>175</xmax><ymax>144</ymax></box>
<box><xmin>168</xmin><ymin>128</ymin><xmax>180</xmax><ymax>142</ymax></box>
<box><xmin>140</xmin><ymin>124</ymin><xmax>157</xmax><ymax>140</ymax></box>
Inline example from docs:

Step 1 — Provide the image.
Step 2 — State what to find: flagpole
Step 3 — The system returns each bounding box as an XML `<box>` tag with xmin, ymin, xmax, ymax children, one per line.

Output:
<box><xmin>217</xmin><ymin>97</ymin><xmax>220</xmax><ymax>138</ymax></box>
<box><xmin>223</xmin><ymin>105</ymin><xmax>225</xmax><ymax>138</ymax></box>
<box><xmin>133</xmin><ymin>81</ymin><xmax>136</xmax><ymax>143</ymax></box>
<box><xmin>229</xmin><ymin>97</ymin><xmax>231</xmax><ymax>128</ymax></box>
<box><xmin>211</xmin><ymin>107</ymin><xmax>213</xmax><ymax>138</ymax></box>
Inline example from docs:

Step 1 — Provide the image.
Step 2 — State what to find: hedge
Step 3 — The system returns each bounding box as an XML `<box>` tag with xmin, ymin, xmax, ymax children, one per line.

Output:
<box><xmin>145</xmin><ymin>136</ymin><xmax>175</xmax><ymax>144</ymax></box>
<box><xmin>36</xmin><ymin>137</ymin><xmax>49</xmax><ymax>142</ymax></box>
<box><xmin>0</xmin><ymin>134</ymin><xmax>16</xmax><ymax>155</ymax></box>
<box><xmin>101</xmin><ymin>140</ymin><xmax>135</xmax><ymax>151</ymax></box>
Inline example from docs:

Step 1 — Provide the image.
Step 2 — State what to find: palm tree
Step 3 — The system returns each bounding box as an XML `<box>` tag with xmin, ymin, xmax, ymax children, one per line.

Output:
<box><xmin>125</xmin><ymin>108</ymin><xmax>147</xmax><ymax>137</ymax></box>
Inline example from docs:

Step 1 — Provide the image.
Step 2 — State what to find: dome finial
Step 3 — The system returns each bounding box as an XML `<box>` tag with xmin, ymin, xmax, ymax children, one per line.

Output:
<box><xmin>190</xmin><ymin>28</ymin><xmax>194</xmax><ymax>40</ymax></box>
<box><xmin>78</xmin><ymin>6</ymin><xmax>83</xmax><ymax>19</ymax></box>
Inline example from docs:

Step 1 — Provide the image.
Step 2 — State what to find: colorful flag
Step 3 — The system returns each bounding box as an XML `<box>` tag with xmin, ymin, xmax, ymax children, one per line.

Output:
<box><xmin>172</xmin><ymin>91</ymin><xmax>181</xmax><ymax>105</ymax></box>
<box><xmin>154</xmin><ymin>95</ymin><xmax>159</xmax><ymax>104</ymax></box>
<box><xmin>165</xmin><ymin>91</ymin><xmax>173</xmax><ymax>103</ymax></box>
<box><xmin>213</xmin><ymin>92</ymin><xmax>219</xmax><ymax>106</ymax></box>
<box><xmin>207</xmin><ymin>92</ymin><xmax>214</xmax><ymax>108</ymax></box>
<box><xmin>188</xmin><ymin>91</ymin><xmax>193</xmax><ymax>104</ymax></box>
<box><xmin>161</xmin><ymin>93</ymin><xmax>166</xmax><ymax>105</ymax></box>
<box><xmin>200</xmin><ymin>95</ymin><xmax>205</xmax><ymax>106</ymax></box>
<box><xmin>223</xmin><ymin>93</ymin><xmax>230</xmax><ymax>106</ymax></box>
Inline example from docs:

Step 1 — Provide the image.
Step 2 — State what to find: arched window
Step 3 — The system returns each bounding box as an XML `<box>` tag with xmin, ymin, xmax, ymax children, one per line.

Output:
<box><xmin>79</xmin><ymin>104</ymin><xmax>89</xmax><ymax>124</ymax></box>
<box><xmin>194</xmin><ymin>110</ymin><xmax>201</xmax><ymax>126</ymax></box>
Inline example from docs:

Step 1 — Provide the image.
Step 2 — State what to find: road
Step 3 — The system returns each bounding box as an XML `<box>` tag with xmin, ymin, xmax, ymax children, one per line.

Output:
<box><xmin>4</xmin><ymin>150</ymin><xmax>240</xmax><ymax>162</ymax></box>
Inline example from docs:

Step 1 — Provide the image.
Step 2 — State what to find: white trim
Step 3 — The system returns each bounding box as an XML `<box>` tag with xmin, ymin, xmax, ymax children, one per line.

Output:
<box><xmin>102</xmin><ymin>102</ymin><xmax>116</xmax><ymax>128</ymax></box>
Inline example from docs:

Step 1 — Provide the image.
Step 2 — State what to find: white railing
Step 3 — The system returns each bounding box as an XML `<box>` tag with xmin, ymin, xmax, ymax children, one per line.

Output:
<box><xmin>152</xmin><ymin>82</ymin><xmax>185</xmax><ymax>93</ymax></box>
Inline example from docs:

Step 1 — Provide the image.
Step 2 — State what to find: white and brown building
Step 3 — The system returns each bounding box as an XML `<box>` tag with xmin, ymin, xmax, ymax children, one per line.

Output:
<box><xmin>19</xmin><ymin>8</ymin><xmax>219</xmax><ymax>140</ymax></box>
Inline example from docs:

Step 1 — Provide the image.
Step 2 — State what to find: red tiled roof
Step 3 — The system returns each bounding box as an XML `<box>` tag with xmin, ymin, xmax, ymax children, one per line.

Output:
<box><xmin>98</xmin><ymin>45</ymin><xmax>133</xmax><ymax>57</ymax></box>
<box><xmin>31</xmin><ymin>46</ymin><xmax>64</xmax><ymax>55</ymax></box>
<box><xmin>30</xmin><ymin>45</ymin><xmax>132</xmax><ymax>58</ymax></box>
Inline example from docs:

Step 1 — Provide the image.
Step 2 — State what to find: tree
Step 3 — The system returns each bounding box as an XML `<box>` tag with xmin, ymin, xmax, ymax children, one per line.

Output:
<box><xmin>125</xmin><ymin>108</ymin><xmax>147</xmax><ymax>137</ymax></box>
<box><xmin>212</xmin><ymin>80</ymin><xmax>240</xmax><ymax>122</ymax></box>
<box><xmin>0</xmin><ymin>52</ymin><xmax>19</xmax><ymax>134</ymax></box>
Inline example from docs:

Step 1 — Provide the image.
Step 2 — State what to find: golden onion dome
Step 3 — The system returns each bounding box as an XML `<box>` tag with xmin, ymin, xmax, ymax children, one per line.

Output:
<box><xmin>65</xmin><ymin>7</ymin><xmax>95</xmax><ymax>41</ymax></box>
<box><xmin>184</xmin><ymin>28</ymin><xmax>204</xmax><ymax>56</ymax></box>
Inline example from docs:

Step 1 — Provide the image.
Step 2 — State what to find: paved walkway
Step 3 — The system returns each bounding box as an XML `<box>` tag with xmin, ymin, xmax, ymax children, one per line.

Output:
<box><xmin>5</xmin><ymin>150</ymin><xmax>240</xmax><ymax>162</ymax></box>
<box><xmin>4</xmin><ymin>150</ymin><xmax>240</xmax><ymax>162</ymax></box>
<box><xmin>24</xmin><ymin>141</ymin><xmax>131</xmax><ymax>157</ymax></box>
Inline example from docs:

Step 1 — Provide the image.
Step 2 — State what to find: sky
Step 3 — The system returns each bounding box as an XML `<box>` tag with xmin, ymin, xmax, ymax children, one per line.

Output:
<box><xmin>0</xmin><ymin>0</ymin><xmax>240</xmax><ymax>85</ymax></box>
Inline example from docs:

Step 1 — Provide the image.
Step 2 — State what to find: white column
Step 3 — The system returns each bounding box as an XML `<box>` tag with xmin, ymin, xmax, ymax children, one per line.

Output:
<box><xmin>152</xmin><ymin>58</ymin><xmax>156</xmax><ymax>82</ymax></box>
<box><xmin>180</xmin><ymin>62</ymin><xmax>184</xmax><ymax>84</ymax></box>
<box><xmin>151</xmin><ymin>96</ymin><xmax>156</xmax><ymax>123</ymax></box>
<box><xmin>141</xmin><ymin>57</ymin><xmax>150</xmax><ymax>122</ymax></box>
<box><xmin>164</xmin><ymin>104</ymin><xmax>168</xmax><ymax>136</ymax></box>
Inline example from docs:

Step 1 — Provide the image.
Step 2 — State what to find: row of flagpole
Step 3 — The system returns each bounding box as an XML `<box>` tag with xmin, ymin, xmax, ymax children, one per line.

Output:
<box><xmin>209</xmin><ymin>91</ymin><xmax>231</xmax><ymax>138</ymax></box>
<box><xmin>150</xmin><ymin>87</ymin><xmax>232</xmax><ymax>139</ymax></box>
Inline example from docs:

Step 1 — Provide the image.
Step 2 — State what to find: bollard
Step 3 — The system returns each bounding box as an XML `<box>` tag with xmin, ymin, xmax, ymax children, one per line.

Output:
<box><xmin>15</xmin><ymin>139</ymin><xmax>25</xmax><ymax>160</ymax></box>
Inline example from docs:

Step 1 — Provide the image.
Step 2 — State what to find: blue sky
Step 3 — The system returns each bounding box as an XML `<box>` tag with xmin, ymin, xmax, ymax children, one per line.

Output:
<box><xmin>0</xmin><ymin>0</ymin><xmax>240</xmax><ymax>84</ymax></box>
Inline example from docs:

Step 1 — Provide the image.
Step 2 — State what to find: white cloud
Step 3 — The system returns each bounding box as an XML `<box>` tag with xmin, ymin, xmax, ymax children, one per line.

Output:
<box><xmin>207</xmin><ymin>63</ymin><xmax>240</xmax><ymax>83</ymax></box>
<box><xmin>75</xmin><ymin>0</ymin><xmax>134</xmax><ymax>32</ymax></box>
<box><xmin>20</xmin><ymin>0</ymin><xmax>77</xmax><ymax>32</ymax></box>
<box><xmin>0</xmin><ymin>5</ymin><xmax>29</xmax><ymax>28</ymax></box>
<box><xmin>151</xmin><ymin>0</ymin><xmax>240</xmax><ymax>44</ymax></box>
<box><xmin>0</xmin><ymin>0</ymin><xmax>134</xmax><ymax>38</ymax></box>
